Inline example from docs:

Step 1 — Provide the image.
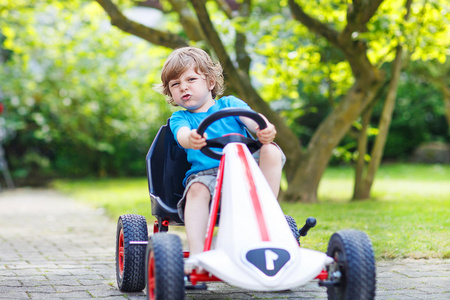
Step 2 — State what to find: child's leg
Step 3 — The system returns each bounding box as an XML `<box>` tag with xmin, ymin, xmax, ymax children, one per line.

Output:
<box><xmin>258</xmin><ymin>143</ymin><xmax>283</xmax><ymax>198</ymax></box>
<box><xmin>184</xmin><ymin>182</ymin><xmax>211</xmax><ymax>256</ymax></box>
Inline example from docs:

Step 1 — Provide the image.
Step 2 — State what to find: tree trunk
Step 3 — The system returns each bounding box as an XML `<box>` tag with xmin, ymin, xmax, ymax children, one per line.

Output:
<box><xmin>352</xmin><ymin>47</ymin><xmax>403</xmax><ymax>200</ymax></box>
<box><xmin>284</xmin><ymin>0</ymin><xmax>384</xmax><ymax>202</ymax></box>
<box><xmin>283</xmin><ymin>77</ymin><xmax>383</xmax><ymax>202</ymax></box>
<box><xmin>364</xmin><ymin>50</ymin><xmax>403</xmax><ymax>196</ymax></box>
<box><xmin>353</xmin><ymin>104</ymin><xmax>373</xmax><ymax>200</ymax></box>
<box><xmin>352</xmin><ymin>0</ymin><xmax>412</xmax><ymax>200</ymax></box>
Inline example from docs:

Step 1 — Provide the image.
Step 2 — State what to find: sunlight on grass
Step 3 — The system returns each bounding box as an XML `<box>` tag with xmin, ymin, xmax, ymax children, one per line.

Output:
<box><xmin>52</xmin><ymin>178</ymin><xmax>154</xmax><ymax>222</ymax></box>
<box><xmin>52</xmin><ymin>163</ymin><xmax>450</xmax><ymax>260</ymax></box>
<box><xmin>284</xmin><ymin>163</ymin><xmax>450</xmax><ymax>260</ymax></box>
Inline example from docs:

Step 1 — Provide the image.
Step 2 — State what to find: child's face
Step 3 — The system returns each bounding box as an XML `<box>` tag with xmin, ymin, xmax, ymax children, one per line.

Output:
<box><xmin>168</xmin><ymin>66</ymin><xmax>215</xmax><ymax>113</ymax></box>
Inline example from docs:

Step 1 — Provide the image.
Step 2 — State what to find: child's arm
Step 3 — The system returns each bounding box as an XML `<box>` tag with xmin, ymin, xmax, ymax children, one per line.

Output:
<box><xmin>176</xmin><ymin>126</ymin><xmax>207</xmax><ymax>150</ymax></box>
<box><xmin>240</xmin><ymin>114</ymin><xmax>277</xmax><ymax>144</ymax></box>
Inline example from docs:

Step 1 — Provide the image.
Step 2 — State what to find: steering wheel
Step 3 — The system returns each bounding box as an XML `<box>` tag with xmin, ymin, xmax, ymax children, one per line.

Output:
<box><xmin>196</xmin><ymin>108</ymin><xmax>267</xmax><ymax>160</ymax></box>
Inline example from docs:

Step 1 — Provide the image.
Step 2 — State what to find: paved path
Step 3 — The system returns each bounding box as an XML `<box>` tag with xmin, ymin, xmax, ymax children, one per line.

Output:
<box><xmin>0</xmin><ymin>189</ymin><xmax>448</xmax><ymax>299</ymax></box>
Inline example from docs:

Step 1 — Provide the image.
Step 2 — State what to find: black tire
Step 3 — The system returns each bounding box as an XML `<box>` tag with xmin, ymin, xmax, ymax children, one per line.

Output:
<box><xmin>116</xmin><ymin>214</ymin><xmax>148</xmax><ymax>292</ymax></box>
<box><xmin>285</xmin><ymin>215</ymin><xmax>300</xmax><ymax>242</ymax></box>
<box><xmin>326</xmin><ymin>230</ymin><xmax>376</xmax><ymax>300</ymax></box>
<box><xmin>146</xmin><ymin>233</ymin><xmax>184</xmax><ymax>300</ymax></box>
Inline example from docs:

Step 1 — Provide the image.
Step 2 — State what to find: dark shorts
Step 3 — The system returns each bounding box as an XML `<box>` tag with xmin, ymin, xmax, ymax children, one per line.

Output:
<box><xmin>176</xmin><ymin>168</ymin><xmax>219</xmax><ymax>222</ymax></box>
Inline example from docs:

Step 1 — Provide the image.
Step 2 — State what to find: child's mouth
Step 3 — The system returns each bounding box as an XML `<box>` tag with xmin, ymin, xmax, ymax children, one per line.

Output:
<box><xmin>182</xmin><ymin>94</ymin><xmax>191</xmax><ymax>100</ymax></box>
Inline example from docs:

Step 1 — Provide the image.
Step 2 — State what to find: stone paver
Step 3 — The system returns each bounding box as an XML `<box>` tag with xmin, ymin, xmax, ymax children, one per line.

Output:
<box><xmin>0</xmin><ymin>188</ymin><xmax>448</xmax><ymax>299</ymax></box>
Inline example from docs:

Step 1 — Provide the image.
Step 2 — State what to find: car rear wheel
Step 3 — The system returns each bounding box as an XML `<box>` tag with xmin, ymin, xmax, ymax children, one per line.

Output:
<box><xmin>116</xmin><ymin>214</ymin><xmax>148</xmax><ymax>292</ymax></box>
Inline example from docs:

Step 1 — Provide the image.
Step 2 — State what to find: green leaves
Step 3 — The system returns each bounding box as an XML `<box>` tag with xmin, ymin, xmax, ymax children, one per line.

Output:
<box><xmin>1</xmin><ymin>0</ymin><xmax>449</xmax><ymax>182</ymax></box>
<box><xmin>0</xmin><ymin>0</ymin><xmax>172</xmax><ymax>178</ymax></box>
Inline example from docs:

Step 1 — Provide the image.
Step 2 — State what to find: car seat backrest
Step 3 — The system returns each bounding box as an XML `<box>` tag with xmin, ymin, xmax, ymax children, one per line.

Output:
<box><xmin>146</xmin><ymin>120</ymin><xmax>191</xmax><ymax>211</ymax></box>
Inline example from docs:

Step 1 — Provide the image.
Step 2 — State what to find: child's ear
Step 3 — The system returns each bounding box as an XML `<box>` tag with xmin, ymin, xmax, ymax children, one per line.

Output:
<box><xmin>209</xmin><ymin>79</ymin><xmax>216</xmax><ymax>91</ymax></box>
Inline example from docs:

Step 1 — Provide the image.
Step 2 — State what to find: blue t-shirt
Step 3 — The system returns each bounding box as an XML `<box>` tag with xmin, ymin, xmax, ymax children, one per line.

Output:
<box><xmin>170</xmin><ymin>95</ymin><xmax>251</xmax><ymax>185</ymax></box>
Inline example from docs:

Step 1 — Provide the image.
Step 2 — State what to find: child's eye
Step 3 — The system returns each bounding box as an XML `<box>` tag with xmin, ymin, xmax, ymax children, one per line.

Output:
<box><xmin>188</xmin><ymin>77</ymin><xmax>197</xmax><ymax>82</ymax></box>
<box><xmin>171</xmin><ymin>82</ymin><xmax>179</xmax><ymax>87</ymax></box>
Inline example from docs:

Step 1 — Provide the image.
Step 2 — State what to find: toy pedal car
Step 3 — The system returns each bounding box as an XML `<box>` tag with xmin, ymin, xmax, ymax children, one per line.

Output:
<box><xmin>115</xmin><ymin>108</ymin><xmax>376</xmax><ymax>300</ymax></box>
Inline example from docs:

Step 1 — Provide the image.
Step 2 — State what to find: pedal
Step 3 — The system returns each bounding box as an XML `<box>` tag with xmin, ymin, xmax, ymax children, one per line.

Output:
<box><xmin>299</xmin><ymin>217</ymin><xmax>317</xmax><ymax>237</ymax></box>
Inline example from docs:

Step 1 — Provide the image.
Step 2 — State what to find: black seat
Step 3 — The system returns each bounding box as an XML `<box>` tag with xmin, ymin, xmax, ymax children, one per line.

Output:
<box><xmin>146</xmin><ymin>119</ymin><xmax>191</xmax><ymax>227</ymax></box>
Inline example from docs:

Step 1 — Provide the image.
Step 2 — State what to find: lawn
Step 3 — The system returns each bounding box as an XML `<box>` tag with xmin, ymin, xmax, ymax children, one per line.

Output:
<box><xmin>52</xmin><ymin>163</ymin><xmax>450</xmax><ymax>260</ymax></box>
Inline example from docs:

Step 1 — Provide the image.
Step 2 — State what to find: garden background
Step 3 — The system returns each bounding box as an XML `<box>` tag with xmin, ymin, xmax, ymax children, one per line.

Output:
<box><xmin>1</xmin><ymin>0</ymin><xmax>449</xmax><ymax>259</ymax></box>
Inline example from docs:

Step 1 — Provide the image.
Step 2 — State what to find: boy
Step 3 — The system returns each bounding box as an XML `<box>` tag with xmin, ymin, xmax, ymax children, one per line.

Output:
<box><xmin>157</xmin><ymin>47</ymin><xmax>285</xmax><ymax>267</ymax></box>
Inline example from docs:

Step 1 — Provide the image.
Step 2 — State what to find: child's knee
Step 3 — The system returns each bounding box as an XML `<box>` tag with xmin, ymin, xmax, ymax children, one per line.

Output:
<box><xmin>260</xmin><ymin>143</ymin><xmax>282</xmax><ymax>161</ymax></box>
<box><xmin>187</xmin><ymin>182</ymin><xmax>210</xmax><ymax>203</ymax></box>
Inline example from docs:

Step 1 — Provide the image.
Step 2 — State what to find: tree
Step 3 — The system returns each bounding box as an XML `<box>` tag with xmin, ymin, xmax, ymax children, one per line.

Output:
<box><xmin>353</xmin><ymin>0</ymin><xmax>412</xmax><ymax>200</ymax></box>
<box><xmin>351</xmin><ymin>0</ymin><xmax>450</xmax><ymax>199</ymax></box>
<box><xmin>96</xmin><ymin>0</ymin><xmax>449</xmax><ymax>202</ymax></box>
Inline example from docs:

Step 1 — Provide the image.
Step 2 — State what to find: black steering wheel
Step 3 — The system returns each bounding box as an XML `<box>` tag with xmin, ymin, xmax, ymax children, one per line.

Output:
<box><xmin>196</xmin><ymin>108</ymin><xmax>267</xmax><ymax>160</ymax></box>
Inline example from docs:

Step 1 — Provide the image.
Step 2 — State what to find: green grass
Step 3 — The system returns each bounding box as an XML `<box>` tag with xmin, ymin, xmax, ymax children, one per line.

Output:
<box><xmin>52</xmin><ymin>177</ymin><xmax>152</xmax><ymax>221</ymax></box>
<box><xmin>52</xmin><ymin>163</ymin><xmax>450</xmax><ymax>260</ymax></box>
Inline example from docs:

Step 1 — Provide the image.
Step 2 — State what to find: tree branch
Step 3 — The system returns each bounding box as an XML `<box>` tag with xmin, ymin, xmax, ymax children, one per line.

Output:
<box><xmin>340</xmin><ymin>0</ymin><xmax>384</xmax><ymax>44</ymax></box>
<box><xmin>214</xmin><ymin>0</ymin><xmax>234</xmax><ymax>18</ymax></box>
<box><xmin>96</xmin><ymin>0</ymin><xmax>188</xmax><ymax>49</ymax></box>
<box><xmin>212</xmin><ymin>0</ymin><xmax>251</xmax><ymax>73</ymax></box>
<box><xmin>288</xmin><ymin>0</ymin><xmax>380</xmax><ymax>82</ymax></box>
<box><xmin>234</xmin><ymin>0</ymin><xmax>251</xmax><ymax>74</ymax></box>
<box><xmin>134</xmin><ymin>0</ymin><xmax>163</xmax><ymax>11</ymax></box>
<box><xmin>189</xmin><ymin>0</ymin><xmax>242</xmax><ymax>90</ymax></box>
<box><xmin>288</xmin><ymin>0</ymin><xmax>340</xmax><ymax>47</ymax></box>
<box><xmin>346</xmin><ymin>0</ymin><xmax>384</xmax><ymax>32</ymax></box>
<box><xmin>168</xmin><ymin>0</ymin><xmax>204</xmax><ymax>41</ymax></box>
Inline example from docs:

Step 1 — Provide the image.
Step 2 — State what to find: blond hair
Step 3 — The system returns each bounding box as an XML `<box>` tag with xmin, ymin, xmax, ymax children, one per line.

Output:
<box><xmin>156</xmin><ymin>47</ymin><xmax>225</xmax><ymax>106</ymax></box>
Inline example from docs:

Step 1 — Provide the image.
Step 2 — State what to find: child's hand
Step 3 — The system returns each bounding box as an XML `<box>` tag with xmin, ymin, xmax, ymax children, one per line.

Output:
<box><xmin>256</xmin><ymin>122</ymin><xmax>277</xmax><ymax>144</ymax></box>
<box><xmin>188</xmin><ymin>129</ymin><xmax>207</xmax><ymax>150</ymax></box>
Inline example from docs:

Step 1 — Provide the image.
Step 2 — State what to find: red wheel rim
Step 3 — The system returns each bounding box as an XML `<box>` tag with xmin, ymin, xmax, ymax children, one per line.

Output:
<box><xmin>118</xmin><ymin>228</ymin><xmax>124</xmax><ymax>277</ymax></box>
<box><xmin>148</xmin><ymin>251</ymin><xmax>156</xmax><ymax>300</ymax></box>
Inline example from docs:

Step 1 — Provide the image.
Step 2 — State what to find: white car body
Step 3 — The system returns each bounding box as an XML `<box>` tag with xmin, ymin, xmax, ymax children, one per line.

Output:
<box><xmin>186</xmin><ymin>142</ymin><xmax>333</xmax><ymax>291</ymax></box>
